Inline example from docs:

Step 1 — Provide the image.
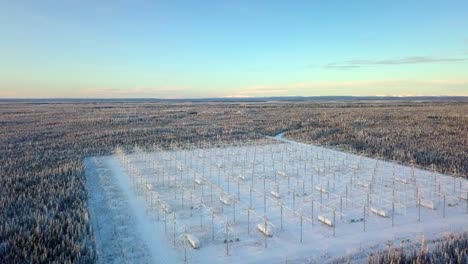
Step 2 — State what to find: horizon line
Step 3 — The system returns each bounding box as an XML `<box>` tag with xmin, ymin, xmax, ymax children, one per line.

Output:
<box><xmin>1</xmin><ymin>95</ymin><xmax>468</xmax><ymax>101</ymax></box>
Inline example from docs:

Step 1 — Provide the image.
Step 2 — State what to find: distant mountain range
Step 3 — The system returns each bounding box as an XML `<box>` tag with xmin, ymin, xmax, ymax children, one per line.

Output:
<box><xmin>1</xmin><ymin>96</ymin><xmax>467</xmax><ymax>103</ymax></box>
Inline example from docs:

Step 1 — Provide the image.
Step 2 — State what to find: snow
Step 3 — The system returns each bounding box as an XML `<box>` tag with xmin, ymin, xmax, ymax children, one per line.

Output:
<box><xmin>85</xmin><ymin>135</ymin><xmax>468</xmax><ymax>263</ymax></box>
<box><xmin>85</xmin><ymin>157</ymin><xmax>179</xmax><ymax>263</ymax></box>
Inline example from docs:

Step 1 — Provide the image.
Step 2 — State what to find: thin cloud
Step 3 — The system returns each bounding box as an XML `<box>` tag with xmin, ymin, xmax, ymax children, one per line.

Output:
<box><xmin>322</xmin><ymin>64</ymin><xmax>360</xmax><ymax>70</ymax></box>
<box><xmin>324</xmin><ymin>56</ymin><xmax>467</xmax><ymax>69</ymax></box>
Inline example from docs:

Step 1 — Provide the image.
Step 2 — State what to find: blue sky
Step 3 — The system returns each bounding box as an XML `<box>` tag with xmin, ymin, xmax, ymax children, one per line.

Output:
<box><xmin>1</xmin><ymin>0</ymin><xmax>467</xmax><ymax>98</ymax></box>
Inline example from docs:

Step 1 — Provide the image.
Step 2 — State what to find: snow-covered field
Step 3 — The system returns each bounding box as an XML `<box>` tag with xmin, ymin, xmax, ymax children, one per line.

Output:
<box><xmin>85</xmin><ymin>136</ymin><xmax>468</xmax><ymax>263</ymax></box>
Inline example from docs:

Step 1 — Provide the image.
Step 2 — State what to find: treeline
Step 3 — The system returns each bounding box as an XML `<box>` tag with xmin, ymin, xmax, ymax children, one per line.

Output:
<box><xmin>286</xmin><ymin>103</ymin><xmax>468</xmax><ymax>176</ymax></box>
<box><xmin>368</xmin><ymin>233</ymin><xmax>467</xmax><ymax>264</ymax></box>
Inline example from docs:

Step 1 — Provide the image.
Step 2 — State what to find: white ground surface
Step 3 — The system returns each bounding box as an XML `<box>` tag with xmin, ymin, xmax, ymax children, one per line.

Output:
<box><xmin>85</xmin><ymin>135</ymin><xmax>468</xmax><ymax>263</ymax></box>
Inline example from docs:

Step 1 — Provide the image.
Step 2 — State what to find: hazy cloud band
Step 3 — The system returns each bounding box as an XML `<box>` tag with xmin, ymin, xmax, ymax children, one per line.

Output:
<box><xmin>323</xmin><ymin>56</ymin><xmax>467</xmax><ymax>69</ymax></box>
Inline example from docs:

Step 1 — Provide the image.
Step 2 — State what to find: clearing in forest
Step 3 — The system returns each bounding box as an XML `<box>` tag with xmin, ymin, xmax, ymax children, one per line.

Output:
<box><xmin>85</xmin><ymin>138</ymin><xmax>468</xmax><ymax>263</ymax></box>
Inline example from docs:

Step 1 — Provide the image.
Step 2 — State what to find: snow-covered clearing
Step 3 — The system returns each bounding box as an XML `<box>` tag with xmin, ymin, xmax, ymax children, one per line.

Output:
<box><xmin>85</xmin><ymin>135</ymin><xmax>468</xmax><ymax>263</ymax></box>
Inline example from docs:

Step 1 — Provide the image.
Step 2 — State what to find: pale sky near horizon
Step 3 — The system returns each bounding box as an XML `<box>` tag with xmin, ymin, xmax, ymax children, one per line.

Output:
<box><xmin>1</xmin><ymin>0</ymin><xmax>468</xmax><ymax>98</ymax></box>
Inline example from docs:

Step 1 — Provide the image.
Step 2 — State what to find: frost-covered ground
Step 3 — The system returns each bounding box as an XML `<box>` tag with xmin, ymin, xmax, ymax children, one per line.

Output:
<box><xmin>85</xmin><ymin>136</ymin><xmax>468</xmax><ymax>263</ymax></box>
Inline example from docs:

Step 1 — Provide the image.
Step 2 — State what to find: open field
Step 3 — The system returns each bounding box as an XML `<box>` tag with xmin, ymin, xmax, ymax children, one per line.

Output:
<box><xmin>86</xmin><ymin>135</ymin><xmax>467</xmax><ymax>263</ymax></box>
<box><xmin>1</xmin><ymin>100</ymin><xmax>467</xmax><ymax>262</ymax></box>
